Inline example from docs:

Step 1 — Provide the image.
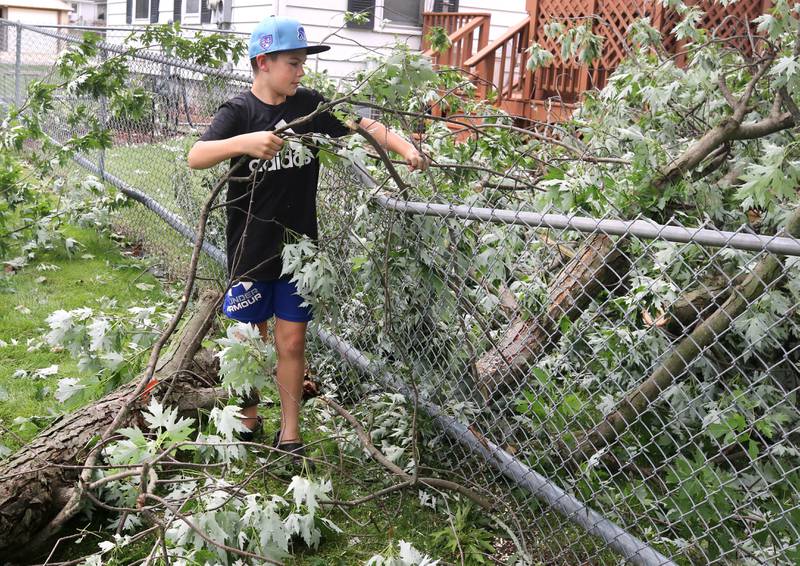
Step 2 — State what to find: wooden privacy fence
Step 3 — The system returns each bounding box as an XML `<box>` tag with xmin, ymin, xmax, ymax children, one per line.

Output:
<box><xmin>422</xmin><ymin>0</ymin><xmax>772</xmax><ymax>122</ymax></box>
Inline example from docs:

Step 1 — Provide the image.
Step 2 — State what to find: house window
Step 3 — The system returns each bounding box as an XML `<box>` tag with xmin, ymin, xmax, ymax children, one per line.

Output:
<box><xmin>380</xmin><ymin>0</ymin><xmax>422</xmax><ymax>28</ymax></box>
<box><xmin>346</xmin><ymin>0</ymin><xmax>429</xmax><ymax>32</ymax></box>
<box><xmin>135</xmin><ymin>0</ymin><xmax>149</xmax><ymax>19</ymax></box>
<box><xmin>185</xmin><ymin>0</ymin><xmax>200</xmax><ymax>16</ymax></box>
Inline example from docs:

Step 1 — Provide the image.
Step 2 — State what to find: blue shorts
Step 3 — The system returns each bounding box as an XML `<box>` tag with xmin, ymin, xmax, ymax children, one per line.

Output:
<box><xmin>222</xmin><ymin>280</ymin><xmax>313</xmax><ymax>324</ymax></box>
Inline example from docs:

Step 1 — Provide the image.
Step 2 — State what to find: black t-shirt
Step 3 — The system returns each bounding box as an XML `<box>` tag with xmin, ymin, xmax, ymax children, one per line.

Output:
<box><xmin>199</xmin><ymin>87</ymin><xmax>352</xmax><ymax>281</ymax></box>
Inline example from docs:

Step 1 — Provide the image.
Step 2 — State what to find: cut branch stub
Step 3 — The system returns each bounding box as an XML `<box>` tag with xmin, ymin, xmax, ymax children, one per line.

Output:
<box><xmin>476</xmin><ymin>233</ymin><xmax>630</xmax><ymax>400</ymax></box>
<box><xmin>645</xmin><ymin>275</ymin><xmax>746</xmax><ymax>335</ymax></box>
<box><xmin>0</xmin><ymin>290</ymin><xmax>221</xmax><ymax>562</ymax></box>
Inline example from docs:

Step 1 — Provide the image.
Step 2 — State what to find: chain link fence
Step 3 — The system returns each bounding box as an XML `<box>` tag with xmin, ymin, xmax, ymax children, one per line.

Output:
<box><xmin>3</xmin><ymin>20</ymin><xmax>800</xmax><ymax>566</ymax></box>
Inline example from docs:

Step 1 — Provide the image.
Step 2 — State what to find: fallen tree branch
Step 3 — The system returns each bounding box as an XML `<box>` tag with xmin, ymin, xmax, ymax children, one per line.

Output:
<box><xmin>142</xmin><ymin>493</ymin><xmax>282</xmax><ymax>566</ymax></box>
<box><xmin>475</xmin><ymin>233</ymin><xmax>629</xmax><ymax>400</ymax></box>
<box><xmin>0</xmin><ymin>290</ymin><xmax>221</xmax><ymax>561</ymax></box>
<box><xmin>475</xmin><ymin>47</ymin><xmax>797</xmax><ymax>406</ymax></box>
<box><xmin>656</xmin><ymin>57</ymin><xmax>793</xmax><ymax>188</ymax></box>
<box><xmin>567</xmin><ymin>206</ymin><xmax>800</xmax><ymax>464</ymax></box>
<box><xmin>642</xmin><ymin>274</ymin><xmax>747</xmax><ymax>335</ymax></box>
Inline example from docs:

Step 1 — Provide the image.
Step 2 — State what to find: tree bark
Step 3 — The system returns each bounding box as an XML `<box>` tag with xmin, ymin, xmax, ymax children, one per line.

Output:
<box><xmin>644</xmin><ymin>274</ymin><xmax>746</xmax><ymax>335</ymax></box>
<box><xmin>0</xmin><ymin>291</ymin><xmax>221</xmax><ymax>562</ymax></box>
<box><xmin>567</xmin><ymin>208</ymin><xmax>800</xmax><ymax>464</ymax></box>
<box><xmin>475</xmin><ymin>234</ymin><xmax>629</xmax><ymax>400</ymax></box>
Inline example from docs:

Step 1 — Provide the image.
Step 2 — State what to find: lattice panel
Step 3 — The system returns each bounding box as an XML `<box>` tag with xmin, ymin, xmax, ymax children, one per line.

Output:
<box><xmin>590</xmin><ymin>0</ymin><xmax>659</xmax><ymax>89</ymax></box>
<box><xmin>529</xmin><ymin>0</ymin><xmax>769</xmax><ymax>108</ymax></box>
<box><xmin>531</xmin><ymin>0</ymin><xmax>596</xmax><ymax>103</ymax></box>
<box><xmin>660</xmin><ymin>0</ymin><xmax>769</xmax><ymax>57</ymax></box>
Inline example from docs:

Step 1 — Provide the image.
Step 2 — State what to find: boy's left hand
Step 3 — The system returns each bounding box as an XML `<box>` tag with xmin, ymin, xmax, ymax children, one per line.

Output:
<box><xmin>403</xmin><ymin>146</ymin><xmax>429</xmax><ymax>172</ymax></box>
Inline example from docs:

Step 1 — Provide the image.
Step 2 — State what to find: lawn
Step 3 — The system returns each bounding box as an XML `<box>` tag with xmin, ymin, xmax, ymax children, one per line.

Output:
<box><xmin>101</xmin><ymin>134</ymin><xmax>229</xmax><ymax>284</ymax></box>
<box><xmin>0</xmin><ymin>223</ymin><xmax>172</xmax><ymax>450</ymax></box>
<box><xmin>0</xmin><ymin>62</ymin><xmax>55</xmax><ymax>104</ymax></box>
<box><xmin>0</xmin><ymin>218</ymin><xmax>466</xmax><ymax>565</ymax></box>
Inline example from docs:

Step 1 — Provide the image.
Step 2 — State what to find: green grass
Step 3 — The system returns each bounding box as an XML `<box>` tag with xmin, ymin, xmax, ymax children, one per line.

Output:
<box><xmin>0</xmin><ymin>219</ymin><xmax>477</xmax><ymax>565</ymax></box>
<box><xmin>0</xmin><ymin>224</ymin><xmax>171</xmax><ymax>449</ymax></box>
<box><xmin>0</xmin><ymin>63</ymin><xmax>55</xmax><ymax>102</ymax></box>
<box><xmin>97</xmin><ymin>136</ymin><xmax>228</xmax><ymax>285</ymax></box>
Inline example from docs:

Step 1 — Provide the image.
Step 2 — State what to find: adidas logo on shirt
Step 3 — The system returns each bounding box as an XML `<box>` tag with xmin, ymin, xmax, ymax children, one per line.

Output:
<box><xmin>248</xmin><ymin>119</ymin><xmax>312</xmax><ymax>173</ymax></box>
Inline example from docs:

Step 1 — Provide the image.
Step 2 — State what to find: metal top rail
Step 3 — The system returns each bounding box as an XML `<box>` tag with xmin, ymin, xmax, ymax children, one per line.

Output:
<box><xmin>0</xmin><ymin>19</ymin><xmax>253</xmax><ymax>83</ymax></box>
<box><xmin>22</xmin><ymin>22</ymin><xmax>249</xmax><ymax>35</ymax></box>
<box><xmin>351</xmin><ymin>165</ymin><xmax>800</xmax><ymax>257</ymax></box>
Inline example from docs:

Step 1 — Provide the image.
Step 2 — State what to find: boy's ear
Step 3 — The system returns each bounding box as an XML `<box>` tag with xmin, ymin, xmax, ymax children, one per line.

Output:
<box><xmin>256</xmin><ymin>54</ymin><xmax>270</xmax><ymax>73</ymax></box>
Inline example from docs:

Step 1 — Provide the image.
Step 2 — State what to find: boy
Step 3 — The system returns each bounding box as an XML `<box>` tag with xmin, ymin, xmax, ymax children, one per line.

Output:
<box><xmin>188</xmin><ymin>16</ymin><xmax>427</xmax><ymax>463</ymax></box>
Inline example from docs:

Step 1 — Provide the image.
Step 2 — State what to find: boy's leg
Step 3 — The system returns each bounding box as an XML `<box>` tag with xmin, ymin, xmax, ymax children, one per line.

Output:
<box><xmin>240</xmin><ymin>390</ymin><xmax>261</xmax><ymax>431</ymax></box>
<box><xmin>223</xmin><ymin>281</ymin><xmax>275</xmax><ymax>434</ymax></box>
<box><xmin>259</xmin><ymin>318</ymin><xmax>307</xmax><ymax>442</ymax></box>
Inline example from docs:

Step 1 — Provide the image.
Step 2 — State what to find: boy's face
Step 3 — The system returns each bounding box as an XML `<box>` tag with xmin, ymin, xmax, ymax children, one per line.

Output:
<box><xmin>258</xmin><ymin>49</ymin><xmax>307</xmax><ymax>97</ymax></box>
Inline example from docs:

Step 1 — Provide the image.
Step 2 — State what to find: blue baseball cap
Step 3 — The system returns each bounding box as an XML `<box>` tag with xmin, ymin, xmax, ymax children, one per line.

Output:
<box><xmin>248</xmin><ymin>16</ymin><xmax>330</xmax><ymax>59</ymax></box>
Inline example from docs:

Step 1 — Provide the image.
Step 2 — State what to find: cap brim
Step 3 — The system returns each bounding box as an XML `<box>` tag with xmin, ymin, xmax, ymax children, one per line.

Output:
<box><xmin>251</xmin><ymin>44</ymin><xmax>331</xmax><ymax>58</ymax></box>
<box><xmin>305</xmin><ymin>45</ymin><xmax>330</xmax><ymax>55</ymax></box>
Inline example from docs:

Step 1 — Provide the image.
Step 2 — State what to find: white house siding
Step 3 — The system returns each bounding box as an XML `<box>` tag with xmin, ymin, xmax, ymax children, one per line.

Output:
<box><xmin>279</xmin><ymin>0</ymin><xmax>423</xmax><ymax>81</ymax></box>
<box><xmin>104</xmin><ymin>1</ymin><xmax>527</xmax><ymax>80</ymax></box>
<box><xmin>7</xmin><ymin>7</ymin><xmax>62</xmax><ymax>25</ymax></box>
<box><xmin>1</xmin><ymin>8</ymin><xmax>66</xmax><ymax>68</ymax></box>
<box><xmin>460</xmin><ymin>0</ymin><xmax>527</xmax><ymax>42</ymax></box>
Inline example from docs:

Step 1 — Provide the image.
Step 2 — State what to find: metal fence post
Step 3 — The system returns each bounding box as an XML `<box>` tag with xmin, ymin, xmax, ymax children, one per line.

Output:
<box><xmin>14</xmin><ymin>23</ymin><xmax>21</xmax><ymax>106</ymax></box>
<box><xmin>98</xmin><ymin>46</ymin><xmax>108</xmax><ymax>180</ymax></box>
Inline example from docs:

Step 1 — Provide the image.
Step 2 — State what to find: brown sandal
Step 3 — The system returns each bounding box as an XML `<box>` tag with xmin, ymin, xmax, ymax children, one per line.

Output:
<box><xmin>301</xmin><ymin>366</ymin><xmax>321</xmax><ymax>401</ymax></box>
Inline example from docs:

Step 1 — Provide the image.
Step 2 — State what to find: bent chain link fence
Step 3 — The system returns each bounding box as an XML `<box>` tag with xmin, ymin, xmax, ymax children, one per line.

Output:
<box><xmin>3</xmin><ymin>20</ymin><xmax>800</xmax><ymax>566</ymax></box>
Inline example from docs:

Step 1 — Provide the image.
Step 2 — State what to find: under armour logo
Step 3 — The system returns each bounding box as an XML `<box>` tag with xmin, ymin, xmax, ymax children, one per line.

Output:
<box><xmin>228</xmin><ymin>281</ymin><xmax>253</xmax><ymax>296</ymax></box>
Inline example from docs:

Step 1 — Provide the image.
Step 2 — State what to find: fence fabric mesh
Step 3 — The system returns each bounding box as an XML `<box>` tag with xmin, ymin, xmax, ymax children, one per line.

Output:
<box><xmin>3</xmin><ymin>20</ymin><xmax>800</xmax><ymax>566</ymax></box>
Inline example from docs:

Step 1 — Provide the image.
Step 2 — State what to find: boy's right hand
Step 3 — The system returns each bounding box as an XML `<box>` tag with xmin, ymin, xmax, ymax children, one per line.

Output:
<box><xmin>239</xmin><ymin>131</ymin><xmax>284</xmax><ymax>161</ymax></box>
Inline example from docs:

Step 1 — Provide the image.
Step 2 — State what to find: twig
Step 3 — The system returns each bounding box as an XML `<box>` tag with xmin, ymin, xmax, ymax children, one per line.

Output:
<box><xmin>321</xmin><ymin>397</ymin><xmax>493</xmax><ymax>511</ymax></box>
<box><xmin>143</xmin><ymin>493</ymin><xmax>282</xmax><ymax>565</ymax></box>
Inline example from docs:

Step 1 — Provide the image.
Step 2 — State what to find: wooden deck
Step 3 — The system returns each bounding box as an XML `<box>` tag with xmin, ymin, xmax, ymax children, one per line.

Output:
<box><xmin>421</xmin><ymin>0</ymin><xmax>771</xmax><ymax>124</ymax></box>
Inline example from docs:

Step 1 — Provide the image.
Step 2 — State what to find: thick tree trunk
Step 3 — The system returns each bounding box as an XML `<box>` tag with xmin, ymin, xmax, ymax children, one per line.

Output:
<box><xmin>0</xmin><ymin>291</ymin><xmax>221</xmax><ymax>562</ymax></box>
<box><xmin>567</xmin><ymin>207</ymin><xmax>800</xmax><ymax>464</ymax></box>
<box><xmin>475</xmin><ymin>234</ymin><xmax>629</xmax><ymax>400</ymax></box>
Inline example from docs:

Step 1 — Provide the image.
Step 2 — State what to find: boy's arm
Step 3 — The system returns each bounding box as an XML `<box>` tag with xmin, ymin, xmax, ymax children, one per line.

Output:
<box><xmin>187</xmin><ymin>131</ymin><xmax>284</xmax><ymax>170</ymax></box>
<box><xmin>356</xmin><ymin>118</ymin><xmax>429</xmax><ymax>172</ymax></box>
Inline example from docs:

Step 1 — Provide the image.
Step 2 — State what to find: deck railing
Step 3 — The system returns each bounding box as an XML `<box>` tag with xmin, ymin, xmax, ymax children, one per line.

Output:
<box><xmin>463</xmin><ymin>17</ymin><xmax>531</xmax><ymax>104</ymax></box>
<box><xmin>421</xmin><ymin>11</ymin><xmax>490</xmax><ymax>69</ymax></box>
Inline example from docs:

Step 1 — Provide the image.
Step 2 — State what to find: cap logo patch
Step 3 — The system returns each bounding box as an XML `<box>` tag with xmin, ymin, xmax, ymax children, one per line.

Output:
<box><xmin>259</xmin><ymin>34</ymin><xmax>273</xmax><ymax>50</ymax></box>
<box><xmin>297</xmin><ymin>26</ymin><xmax>306</xmax><ymax>41</ymax></box>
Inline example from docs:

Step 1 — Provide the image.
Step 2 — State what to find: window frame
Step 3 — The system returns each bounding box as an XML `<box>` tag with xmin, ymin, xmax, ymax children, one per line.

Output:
<box><xmin>182</xmin><ymin>0</ymin><xmax>201</xmax><ymax>23</ymax></box>
<box><xmin>374</xmin><ymin>0</ymin><xmax>424</xmax><ymax>35</ymax></box>
<box><xmin>133</xmin><ymin>0</ymin><xmax>150</xmax><ymax>22</ymax></box>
